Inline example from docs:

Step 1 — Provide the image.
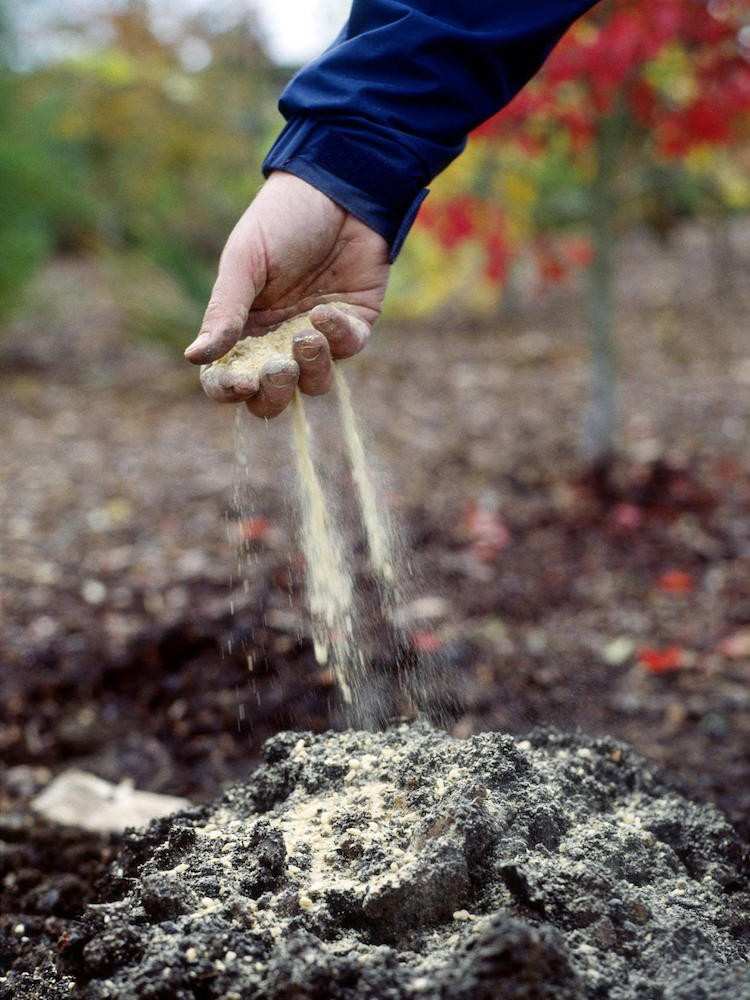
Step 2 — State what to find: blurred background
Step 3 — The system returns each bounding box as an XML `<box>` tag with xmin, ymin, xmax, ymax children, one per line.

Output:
<box><xmin>1</xmin><ymin>0</ymin><xmax>750</xmax><ymax>950</ymax></box>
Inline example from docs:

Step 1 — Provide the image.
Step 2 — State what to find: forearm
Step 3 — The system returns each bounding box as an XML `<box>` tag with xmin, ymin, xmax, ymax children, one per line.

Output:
<box><xmin>263</xmin><ymin>0</ymin><xmax>600</xmax><ymax>258</ymax></box>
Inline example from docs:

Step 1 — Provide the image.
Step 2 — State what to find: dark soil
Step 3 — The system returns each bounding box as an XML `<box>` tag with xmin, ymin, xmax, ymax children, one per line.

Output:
<box><xmin>0</xmin><ymin>812</ymin><xmax>115</xmax><ymax>999</ymax></box>
<box><xmin>10</xmin><ymin>725</ymin><xmax>750</xmax><ymax>999</ymax></box>
<box><xmin>2</xmin><ymin>230</ymin><xmax>750</xmax><ymax>996</ymax></box>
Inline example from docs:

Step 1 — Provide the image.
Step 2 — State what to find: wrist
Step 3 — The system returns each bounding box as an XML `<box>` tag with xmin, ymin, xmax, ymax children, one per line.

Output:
<box><xmin>263</xmin><ymin>118</ymin><xmax>429</xmax><ymax>262</ymax></box>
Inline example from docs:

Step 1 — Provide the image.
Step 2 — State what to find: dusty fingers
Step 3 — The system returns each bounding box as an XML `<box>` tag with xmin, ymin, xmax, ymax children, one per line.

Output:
<box><xmin>185</xmin><ymin>217</ymin><xmax>262</xmax><ymax>365</ymax></box>
<box><xmin>292</xmin><ymin>332</ymin><xmax>333</xmax><ymax>396</ymax></box>
<box><xmin>309</xmin><ymin>304</ymin><xmax>371</xmax><ymax>360</ymax></box>
<box><xmin>200</xmin><ymin>365</ymin><xmax>259</xmax><ymax>403</ymax></box>
<box><xmin>244</xmin><ymin>359</ymin><xmax>300</xmax><ymax>419</ymax></box>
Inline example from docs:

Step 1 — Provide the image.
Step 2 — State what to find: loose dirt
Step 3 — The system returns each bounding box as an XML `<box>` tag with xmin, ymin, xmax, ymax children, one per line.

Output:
<box><xmin>4</xmin><ymin>246</ymin><xmax>750</xmax><ymax>998</ymax></box>
<box><xmin>21</xmin><ymin>724</ymin><xmax>750</xmax><ymax>1000</ymax></box>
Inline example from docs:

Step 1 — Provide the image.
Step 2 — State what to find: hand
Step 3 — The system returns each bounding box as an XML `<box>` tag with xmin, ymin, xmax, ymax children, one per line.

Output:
<box><xmin>185</xmin><ymin>171</ymin><xmax>390</xmax><ymax>418</ymax></box>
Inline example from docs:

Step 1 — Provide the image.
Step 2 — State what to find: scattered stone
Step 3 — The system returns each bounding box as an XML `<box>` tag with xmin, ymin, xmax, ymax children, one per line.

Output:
<box><xmin>31</xmin><ymin>771</ymin><xmax>191</xmax><ymax>833</ymax></box>
<box><xmin>601</xmin><ymin>636</ymin><xmax>635</xmax><ymax>666</ymax></box>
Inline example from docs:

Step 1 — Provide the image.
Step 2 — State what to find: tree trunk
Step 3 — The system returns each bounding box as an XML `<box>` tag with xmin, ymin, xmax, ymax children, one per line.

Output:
<box><xmin>712</xmin><ymin>214</ymin><xmax>736</xmax><ymax>302</ymax></box>
<box><xmin>581</xmin><ymin>113</ymin><xmax>621</xmax><ymax>472</ymax></box>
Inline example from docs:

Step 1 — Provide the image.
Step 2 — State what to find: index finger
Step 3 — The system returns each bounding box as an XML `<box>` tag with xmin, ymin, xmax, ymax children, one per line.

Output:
<box><xmin>185</xmin><ymin>221</ymin><xmax>261</xmax><ymax>365</ymax></box>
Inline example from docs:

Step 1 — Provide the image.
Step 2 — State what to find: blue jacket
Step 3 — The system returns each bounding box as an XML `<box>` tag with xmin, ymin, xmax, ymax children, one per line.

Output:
<box><xmin>263</xmin><ymin>0</ymin><xmax>599</xmax><ymax>260</ymax></box>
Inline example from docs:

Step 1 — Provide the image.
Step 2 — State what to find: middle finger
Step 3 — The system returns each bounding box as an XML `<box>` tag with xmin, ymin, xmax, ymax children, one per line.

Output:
<box><xmin>246</xmin><ymin>357</ymin><xmax>299</xmax><ymax>418</ymax></box>
<box><xmin>293</xmin><ymin>332</ymin><xmax>333</xmax><ymax>396</ymax></box>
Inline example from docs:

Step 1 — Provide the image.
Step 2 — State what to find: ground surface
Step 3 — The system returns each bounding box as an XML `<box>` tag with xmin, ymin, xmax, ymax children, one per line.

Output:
<box><xmin>1</xmin><ymin>222</ymin><xmax>750</xmax><ymax>991</ymax></box>
<box><xmin>8</xmin><ymin>725</ymin><xmax>750</xmax><ymax>999</ymax></box>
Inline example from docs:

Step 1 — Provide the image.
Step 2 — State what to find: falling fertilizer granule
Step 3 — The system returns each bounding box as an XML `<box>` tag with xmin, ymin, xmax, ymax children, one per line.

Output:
<box><xmin>202</xmin><ymin>305</ymin><xmax>401</xmax><ymax>713</ymax></box>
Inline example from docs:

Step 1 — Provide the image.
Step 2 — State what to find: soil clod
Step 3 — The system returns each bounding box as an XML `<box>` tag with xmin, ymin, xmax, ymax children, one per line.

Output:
<box><xmin>22</xmin><ymin>724</ymin><xmax>750</xmax><ymax>999</ymax></box>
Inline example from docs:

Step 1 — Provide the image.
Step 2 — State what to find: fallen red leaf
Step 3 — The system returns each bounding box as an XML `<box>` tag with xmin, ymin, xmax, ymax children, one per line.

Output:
<box><xmin>239</xmin><ymin>516</ymin><xmax>272</xmax><ymax>542</ymax></box>
<box><xmin>411</xmin><ymin>630</ymin><xmax>443</xmax><ymax>654</ymax></box>
<box><xmin>656</xmin><ymin>570</ymin><xmax>694</xmax><ymax>594</ymax></box>
<box><xmin>610</xmin><ymin>503</ymin><xmax>643</xmax><ymax>532</ymax></box>
<box><xmin>637</xmin><ymin>646</ymin><xmax>685</xmax><ymax>674</ymax></box>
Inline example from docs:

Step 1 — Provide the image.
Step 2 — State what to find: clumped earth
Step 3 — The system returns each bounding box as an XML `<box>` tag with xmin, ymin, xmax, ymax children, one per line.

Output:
<box><xmin>10</xmin><ymin>725</ymin><xmax>749</xmax><ymax>1000</ymax></box>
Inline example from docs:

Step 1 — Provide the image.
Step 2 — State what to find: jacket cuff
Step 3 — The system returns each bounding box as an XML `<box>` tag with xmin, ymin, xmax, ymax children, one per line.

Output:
<box><xmin>262</xmin><ymin>117</ymin><xmax>429</xmax><ymax>262</ymax></box>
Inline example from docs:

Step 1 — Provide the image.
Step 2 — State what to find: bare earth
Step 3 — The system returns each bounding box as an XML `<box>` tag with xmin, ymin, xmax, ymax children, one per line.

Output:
<box><xmin>1</xmin><ymin>221</ymin><xmax>749</xmax><ymax>842</ymax></box>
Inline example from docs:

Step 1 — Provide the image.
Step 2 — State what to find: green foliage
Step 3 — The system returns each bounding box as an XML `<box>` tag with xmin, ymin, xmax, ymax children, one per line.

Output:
<box><xmin>0</xmin><ymin>1</ymin><xmax>280</xmax><ymax>336</ymax></box>
<box><xmin>0</xmin><ymin>69</ymin><xmax>93</xmax><ymax>318</ymax></box>
<box><xmin>103</xmin><ymin>251</ymin><xmax>203</xmax><ymax>351</ymax></box>
<box><xmin>2</xmin><ymin>0</ymin><xmax>747</xmax><ymax>336</ymax></box>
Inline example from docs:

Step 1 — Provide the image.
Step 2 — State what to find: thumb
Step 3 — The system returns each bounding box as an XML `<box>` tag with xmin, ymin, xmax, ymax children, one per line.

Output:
<box><xmin>185</xmin><ymin>229</ymin><xmax>262</xmax><ymax>365</ymax></box>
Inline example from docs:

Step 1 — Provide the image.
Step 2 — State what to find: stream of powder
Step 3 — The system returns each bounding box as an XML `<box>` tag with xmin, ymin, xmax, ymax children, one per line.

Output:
<box><xmin>333</xmin><ymin>367</ymin><xmax>399</xmax><ymax>604</ymax></box>
<box><xmin>290</xmin><ymin>390</ymin><xmax>362</xmax><ymax>703</ymax></box>
<box><xmin>332</xmin><ymin>369</ymin><xmax>461</xmax><ymax>729</ymax></box>
<box><xmin>219</xmin><ymin>316</ymin><xmax>453</xmax><ymax>724</ymax></box>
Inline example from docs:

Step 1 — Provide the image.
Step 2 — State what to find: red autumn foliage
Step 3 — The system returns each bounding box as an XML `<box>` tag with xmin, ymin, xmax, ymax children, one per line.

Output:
<box><xmin>425</xmin><ymin>196</ymin><xmax>477</xmax><ymax>250</ymax></box>
<box><xmin>484</xmin><ymin>232</ymin><xmax>511</xmax><ymax>284</ymax></box>
<box><xmin>495</xmin><ymin>0</ymin><xmax>750</xmax><ymax>155</ymax></box>
<box><xmin>418</xmin><ymin>0</ymin><xmax>750</xmax><ymax>291</ymax></box>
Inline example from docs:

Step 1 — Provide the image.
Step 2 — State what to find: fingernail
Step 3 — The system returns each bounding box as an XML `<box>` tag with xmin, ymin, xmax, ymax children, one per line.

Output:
<box><xmin>185</xmin><ymin>334</ymin><xmax>209</xmax><ymax>355</ymax></box>
<box><xmin>266</xmin><ymin>370</ymin><xmax>294</xmax><ymax>388</ymax></box>
<box><xmin>297</xmin><ymin>337</ymin><xmax>322</xmax><ymax>361</ymax></box>
<box><xmin>312</xmin><ymin>305</ymin><xmax>336</xmax><ymax>328</ymax></box>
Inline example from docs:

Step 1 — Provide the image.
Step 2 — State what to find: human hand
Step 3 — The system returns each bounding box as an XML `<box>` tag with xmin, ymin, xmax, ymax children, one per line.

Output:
<box><xmin>185</xmin><ymin>172</ymin><xmax>389</xmax><ymax>418</ymax></box>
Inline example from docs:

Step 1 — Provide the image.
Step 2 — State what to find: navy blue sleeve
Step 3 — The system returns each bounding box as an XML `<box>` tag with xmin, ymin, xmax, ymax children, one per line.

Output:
<box><xmin>263</xmin><ymin>0</ymin><xmax>599</xmax><ymax>260</ymax></box>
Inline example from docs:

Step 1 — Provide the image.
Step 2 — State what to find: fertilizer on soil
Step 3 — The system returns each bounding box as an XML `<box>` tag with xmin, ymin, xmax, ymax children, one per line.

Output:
<box><xmin>29</xmin><ymin>724</ymin><xmax>749</xmax><ymax>1000</ymax></box>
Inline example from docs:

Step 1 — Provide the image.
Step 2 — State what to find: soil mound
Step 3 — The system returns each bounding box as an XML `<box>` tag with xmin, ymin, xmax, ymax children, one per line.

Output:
<box><xmin>36</xmin><ymin>726</ymin><xmax>750</xmax><ymax>998</ymax></box>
